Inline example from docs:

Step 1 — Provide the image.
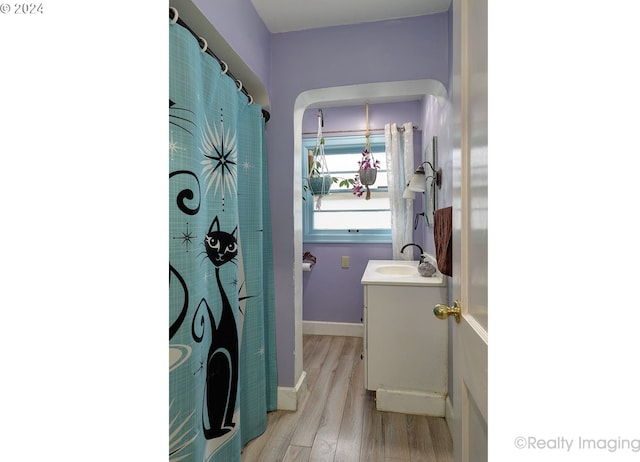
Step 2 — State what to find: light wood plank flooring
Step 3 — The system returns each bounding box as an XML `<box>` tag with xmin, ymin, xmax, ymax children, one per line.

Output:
<box><xmin>241</xmin><ymin>335</ymin><xmax>453</xmax><ymax>462</ymax></box>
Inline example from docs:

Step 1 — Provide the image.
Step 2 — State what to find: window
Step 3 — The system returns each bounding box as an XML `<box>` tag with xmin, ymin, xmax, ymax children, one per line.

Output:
<box><xmin>303</xmin><ymin>135</ymin><xmax>391</xmax><ymax>243</ymax></box>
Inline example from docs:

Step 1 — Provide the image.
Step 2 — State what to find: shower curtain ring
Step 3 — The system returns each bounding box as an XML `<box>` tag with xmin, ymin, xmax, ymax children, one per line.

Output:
<box><xmin>247</xmin><ymin>95</ymin><xmax>254</xmax><ymax>105</ymax></box>
<box><xmin>198</xmin><ymin>37</ymin><xmax>208</xmax><ymax>52</ymax></box>
<box><xmin>220</xmin><ymin>60</ymin><xmax>228</xmax><ymax>75</ymax></box>
<box><xmin>169</xmin><ymin>7</ymin><xmax>179</xmax><ymax>23</ymax></box>
<box><xmin>236</xmin><ymin>80</ymin><xmax>243</xmax><ymax>92</ymax></box>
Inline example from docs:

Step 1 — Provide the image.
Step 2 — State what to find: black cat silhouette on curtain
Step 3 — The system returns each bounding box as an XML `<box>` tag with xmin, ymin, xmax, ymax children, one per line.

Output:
<box><xmin>192</xmin><ymin>216</ymin><xmax>239</xmax><ymax>438</ymax></box>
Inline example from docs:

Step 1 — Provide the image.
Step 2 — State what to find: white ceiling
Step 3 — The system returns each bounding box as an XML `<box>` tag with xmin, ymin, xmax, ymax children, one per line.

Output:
<box><xmin>251</xmin><ymin>0</ymin><xmax>451</xmax><ymax>33</ymax></box>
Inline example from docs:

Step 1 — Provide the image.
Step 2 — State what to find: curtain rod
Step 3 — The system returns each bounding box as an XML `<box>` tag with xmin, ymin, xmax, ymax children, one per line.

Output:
<box><xmin>169</xmin><ymin>7</ymin><xmax>270</xmax><ymax>123</ymax></box>
<box><xmin>302</xmin><ymin>125</ymin><xmax>418</xmax><ymax>136</ymax></box>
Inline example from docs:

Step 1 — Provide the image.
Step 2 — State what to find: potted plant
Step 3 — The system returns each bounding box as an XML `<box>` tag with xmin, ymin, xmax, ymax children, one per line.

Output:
<box><xmin>306</xmin><ymin>140</ymin><xmax>334</xmax><ymax>197</ymax></box>
<box><xmin>304</xmin><ymin>143</ymin><xmax>357</xmax><ymax>202</ymax></box>
<box><xmin>352</xmin><ymin>146</ymin><xmax>380</xmax><ymax>200</ymax></box>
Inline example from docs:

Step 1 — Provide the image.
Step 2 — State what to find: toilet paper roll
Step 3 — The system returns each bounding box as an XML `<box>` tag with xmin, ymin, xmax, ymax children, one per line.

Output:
<box><xmin>302</xmin><ymin>262</ymin><xmax>312</xmax><ymax>272</ymax></box>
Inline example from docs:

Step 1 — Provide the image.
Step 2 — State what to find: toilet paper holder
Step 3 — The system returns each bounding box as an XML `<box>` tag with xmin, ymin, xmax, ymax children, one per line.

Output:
<box><xmin>302</xmin><ymin>251</ymin><xmax>317</xmax><ymax>271</ymax></box>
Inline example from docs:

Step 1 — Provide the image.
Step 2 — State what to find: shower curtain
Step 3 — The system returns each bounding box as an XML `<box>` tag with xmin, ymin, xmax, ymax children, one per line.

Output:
<box><xmin>169</xmin><ymin>19</ymin><xmax>276</xmax><ymax>462</ymax></box>
<box><xmin>385</xmin><ymin>122</ymin><xmax>414</xmax><ymax>260</ymax></box>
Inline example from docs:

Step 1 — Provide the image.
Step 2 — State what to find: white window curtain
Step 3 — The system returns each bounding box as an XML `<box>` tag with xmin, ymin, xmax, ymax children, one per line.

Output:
<box><xmin>385</xmin><ymin>122</ymin><xmax>414</xmax><ymax>260</ymax></box>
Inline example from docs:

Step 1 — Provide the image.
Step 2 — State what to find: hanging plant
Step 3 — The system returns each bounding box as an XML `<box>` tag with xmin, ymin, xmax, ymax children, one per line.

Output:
<box><xmin>352</xmin><ymin>102</ymin><xmax>379</xmax><ymax>200</ymax></box>
<box><xmin>352</xmin><ymin>147</ymin><xmax>380</xmax><ymax>199</ymax></box>
<box><xmin>304</xmin><ymin>110</ymin><xmax>339</xmax><ymax>208</ymax></box>
<box><xmin>307</xmin><ymin>138</ymin><xmax>332</xmax><ymax>195</ymax></box>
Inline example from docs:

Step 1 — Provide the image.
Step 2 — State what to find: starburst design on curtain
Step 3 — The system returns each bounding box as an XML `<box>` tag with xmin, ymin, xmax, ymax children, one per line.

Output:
<box><xmin>172</xmin><ymin>222</ymin><xmax>194</xmax><ymax>252</ymax></box>
<box><xmin>169</xmin><ymin>135</ymin><xmax>184</xmax><ymax>161</ymax></box>
<box><xmin>200</xmin><ymin>112</ymin><xmax>237</xmax><ymax>200</ymax></box>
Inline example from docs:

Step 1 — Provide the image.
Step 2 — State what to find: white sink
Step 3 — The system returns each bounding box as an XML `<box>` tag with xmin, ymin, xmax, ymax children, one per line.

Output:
<box><xmin>361</xmin><ymin>260</ymin><xmax>445</xmax><ymax>287</ymax></box>
<box><xmin>375</xmin><ymin>265</ymin><xmax>418</xmax><ymax>276</ymax></box>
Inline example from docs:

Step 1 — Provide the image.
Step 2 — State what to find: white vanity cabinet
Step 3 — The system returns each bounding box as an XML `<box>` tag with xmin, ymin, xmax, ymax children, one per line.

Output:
<box><xmin>361</xmin><ymin>260</ymin><xmax>448</xmax><ymax>416</ymax></box>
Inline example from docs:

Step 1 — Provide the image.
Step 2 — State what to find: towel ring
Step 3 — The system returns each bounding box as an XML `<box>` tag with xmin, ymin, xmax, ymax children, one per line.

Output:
<box><xmin>247</xmin><ymin>95</ymin><xmax>254</xmax><ymax>105</ymax></box>
<box><xmin>198</xmin><ymin>37</ymin><xmax>208</xmax><ymax>52</ymax></box>
<box><xmin>220</xmin><ymin>60</ymin><xmax>228</xmax><ymax>75</ymax></box>
<box><xmin>169</xmin><ymin>7</ymin><xmax>179</xmax><ymax>24</ymax></box>
<box><xmin>236</xmin><ymin>80</ymin><xmax>243</xmax><ymax>92</ymax></box>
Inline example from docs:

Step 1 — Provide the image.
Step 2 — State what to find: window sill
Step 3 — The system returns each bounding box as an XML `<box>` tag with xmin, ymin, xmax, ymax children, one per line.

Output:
<box><xmin>303</xmin><ymin>233</ymin><xmax>392</xmax><ymax>244</ymax></box>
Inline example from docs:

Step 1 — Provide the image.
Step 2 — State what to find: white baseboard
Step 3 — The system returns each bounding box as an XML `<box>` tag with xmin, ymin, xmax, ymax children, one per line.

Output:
<box><xmin>445</xmin><ymin>395</ymin><xmax>454</xmax><ymax>436</ymax></box>
<box><xmin>375</xmin><ymin>388</ymin><xmax>446</xmax><ymax>417</ymax></box>
<box><xmin>303</xmin><ymin>321</ymin><xmax>363</xmax><ymax>337</ymax></box>
<box><xmin>276</xmin><ymin>370</ymin><xmax>307</xmax><ymax>411</ymax></box>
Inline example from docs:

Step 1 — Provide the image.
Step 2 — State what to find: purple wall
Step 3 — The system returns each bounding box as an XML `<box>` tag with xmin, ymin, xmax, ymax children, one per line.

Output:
<box><xmin>268</xmin><ymin>15</ymin><xmax>449</xmax><ymax>385</ymax></box>
<box><xmin>302</xmin><ymin>244</ymin><xmax>388</xmax><ymax>322</ymax></box>
<box><xmin>192</xmin><ymin>0</ymin><xmax>271</xmax><ymax>94</ymax></box>
<box><xmin>302</xmin><ymin>101</ymin><xmax>426</xmax><ymax>323</ymax></box>
<box><xmin>302</xmin><ymin>102</ymin><xmax>422</xmax><ymax>135</ymax></box>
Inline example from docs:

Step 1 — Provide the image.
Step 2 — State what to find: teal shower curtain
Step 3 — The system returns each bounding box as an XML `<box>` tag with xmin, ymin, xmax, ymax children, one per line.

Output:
<box><xmin>169</xmin><ymin>19</ymin><xmax>276</xmax><ymax>462</ymax></box>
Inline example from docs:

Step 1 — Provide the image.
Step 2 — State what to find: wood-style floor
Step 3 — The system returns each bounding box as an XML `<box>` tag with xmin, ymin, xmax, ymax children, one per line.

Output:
<box><xmin>241</xmin><ymin>335</ymin><xmax>453</xmax><ymax>462</ymax></box>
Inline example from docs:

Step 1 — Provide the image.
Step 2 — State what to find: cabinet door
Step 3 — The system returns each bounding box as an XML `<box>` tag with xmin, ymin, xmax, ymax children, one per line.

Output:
<box><xmin>366</xmin><ymin>285</ymin><xmax>448</xmax><ymax>393</ymax></box>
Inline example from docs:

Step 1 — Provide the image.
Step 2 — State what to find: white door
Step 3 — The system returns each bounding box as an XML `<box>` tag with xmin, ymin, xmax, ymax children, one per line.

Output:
<box><xmin>449</xmin><ymin>0</ymin><xmax>488</xmax><ymax>460</ymax></box>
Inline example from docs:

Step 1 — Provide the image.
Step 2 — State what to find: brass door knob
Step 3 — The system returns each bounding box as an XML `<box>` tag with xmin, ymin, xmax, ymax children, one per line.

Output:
<box><xmin>434</xmin><ymin>300</ymin><xmax>461</xmax><ymax>323</ymax></box>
